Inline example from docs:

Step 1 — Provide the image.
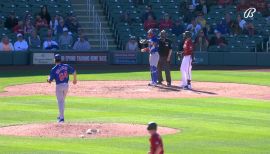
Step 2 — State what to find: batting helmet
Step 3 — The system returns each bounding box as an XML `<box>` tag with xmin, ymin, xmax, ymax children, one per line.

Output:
<box><xmin>147</xmin><ymin>29</ymin><xmax>155</xmax><ymax>38</ymax></box>
<box><xmin>159</xmin><ymin>30</ymin><xmax>167</xmax><ymax>38</ymax></box>
<box><xmin>183</xmin><ymin>31</ymin><xmax>192</xmax><ymax>39</ymax></box>
<box><xmin>147</xmin><ymin>122</ymin><xmax>157</xmax><ymax>130</ymax></box>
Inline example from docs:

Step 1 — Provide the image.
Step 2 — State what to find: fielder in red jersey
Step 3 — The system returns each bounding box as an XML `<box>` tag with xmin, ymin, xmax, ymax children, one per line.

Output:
<box><xmin>181</xmin><ymin>31</ymin><xmax>194</xmax><ymax>90</ymax></box>
<box><xmin>147</xmin><ymin>122</ymin><xmax>164</xmax><ymax>154</ymax></box>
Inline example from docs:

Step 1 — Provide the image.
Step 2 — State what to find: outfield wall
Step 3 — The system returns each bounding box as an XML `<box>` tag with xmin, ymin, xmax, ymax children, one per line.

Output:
<box><xmin>0</xmin><ymin>51</ymin><xmax>270</xmax><ymax>66</ymax></box>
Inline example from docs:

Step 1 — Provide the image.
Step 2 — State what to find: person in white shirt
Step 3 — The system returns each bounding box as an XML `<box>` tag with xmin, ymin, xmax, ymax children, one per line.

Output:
<box><xmin>125</xmin><ymin>36</ymin><xmax>138</xmax><ymax>52</ymax></box>
<box><xmin>43</xmin><ymin>36</ymin><xmax>59</xmax><ymax>50</ymax></box>
<box><xmin>14</xmin><ymin>33</ymin><xmax>29</xmax><ymax>51</ymax></box>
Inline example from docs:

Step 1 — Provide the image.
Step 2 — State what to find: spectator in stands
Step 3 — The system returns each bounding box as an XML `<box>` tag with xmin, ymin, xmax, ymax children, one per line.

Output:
<box><xmin>250</xmin><ymin>0</ymin><xmax>267</xmax><ymax>13</ymax></box>
<box><xmin>57</xmin><ymin>19</ymin><xmax>65</xmax><ymax>35</ymax></box>
<box><xmin>195</xmin><ymin>30</ymin><xmax>209</xmax><ymax>52</ymax></box>
<box><xmin>195</xmin><ymin>0</ymin><xmax>208</xmax><ymax>14</ymax></box>
<box><xmin>196</xmin><ymin>12</ymin><xmax>208</xmax><ymax>33</ymax></box>
<box><xmin>14</xmin><ymin>33</ymin><xmax>29</xmax><ymax>51</ymax></box>
<box><xmin>4</xmin><ymin>12</ymin><xmax>18</xmax><ymax>30</ymax></box>
<box><xmin>237</xmin><ymin>14</ymin><xmax>247</xmax><ymax>31</ymax></box>
<box><xmin>47</xmin><ymin>29</ymin><xmax>57</xmax><ymax>41</ymax></box>
<box><xmin>35</xmin><ymin>15</ymin><xmax>48</xmax><ymax>31</ymax></box>
<box><xmin>237</xmin><ymin>0</ymin><xmax>249</xmax><ymax>12</ymax></box>
<box><xmin>225</xmin><ymin>13</ymin><xmax>233</xmax><ymax>32</ymax></box>
<box><xmin>224</xmin><ymin>13</ymin><xmax>241</xmax><ymax>35</ymax></box>
<box><xmin>13</xmin><ymin>21</ymin><xmax>24</xmax><ymax>34</ymax></box>
<box><xmin>243</xmin><ymin>21</ymin><xmax>256</xmax><ymax>36</ymax></box>
<box><xmin>24</xmin><ymin>13</ymin><xmax>32</xmax><ymax>23</ymax></box>
<box><xmin>43</xmin><ymin>35</ymin><xmax>59</xmax><ymax>50</ymax></box>
<box><xmin>73</xmin><ymin>34</ymin><xmax>91</xmax><ymax>51</ymax></box>
<box><xmin>183</xmin><ymin>6</ymin><xmax>196</xmax><ymax>24</ymax></box>
<box><xmin>28</xmin><ymin>30</ymin><xmax>41</xmax><ymax>49</ymax></box>
<box><xmin>69</xmin><ymin>17</ymin><xmax>80</xmax><ymax>34</ymax></box>
<box><xmin>159</xmin><ymin>13</ymin><xmax>173</xmax><ymax>30</ymax></box>
<box><xmin>141</xmin><ymin>5</ymin><xmax>156</xmax><ymax>22</ymax></box>
<box><xmin>218</xmin><ymin>0</ymin><xmax>232</xmax><ymax>7</ymax></box>
<box><xmin>186</xmin><ymin>19</ymin><xmax>201</xmax><ymax>37</ymax></box>
<box><xmin>216</xmin><ymin>20</ymin><xmax>230</xmax><ymax>35</ymax></box>
<box><xmin>58</xmin><ymin>27</ymin><xmax>73</xmax><ymax>50</ymax></box>
<box><xmin>39</xmin><ymin>5</ymin><xmax>51</xmax><ymax>24</ymax></box>
<box><xmin>144</xmin><ymin>15</ymin><xmax>157</xmax><ymax>31</ymax></box>
<box><xmin>50</xmin><ymin>15</ymin><xmax>61</xmax><ymax>35</ymax></box>
<box><xmin>210</xmin><ymin>30</ymin><xmax>227</xmax><ymax>47</ymax></box>
<box><xmin>121</xmin><ymin>11</ymin><xmax>134</xmax><ymax>25</ymax></box>
<box><xmin>24</xmin><ymin>19</ymin><xmax>35</xmax><ymax>35</ymax></box>
<box><xmin>125</xmin><ymin>36</ymin><xmax>138</xmax><ymax>52</ymax></box>
<box><xmin>172</xmin><ymin>19</ymin><xmax>185</xmax><ymax>36</ymax></box>
<box><xmin>0</xmin><ymin>36</ymin><xmax>14</xmax><ymax>52</ymax></box>
<box><xmin>65</xmin><ymin>13</ymin><xmax>74</xmax><ymax>29</ymax></box>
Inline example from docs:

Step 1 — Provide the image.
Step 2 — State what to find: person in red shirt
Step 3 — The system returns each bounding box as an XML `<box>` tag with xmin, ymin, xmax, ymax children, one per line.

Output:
<box><xmin>180</xmin><ymin>31</ymin><xmax>194</xmax><ymax>90</ymax></box>
<box><xmin>159</xmin><ymin>13</ymin><xmax>173</xmax><ymax>30</ymax></box>
<box><xmin>147</xmin><ymin>122</ymin><xmax>164</xmax><ymax>154</ymax></box>
<box><xmin>237</xmin><ymin>0</ymin><xmax>250</xmax><ymax>12</ymax></box>
<box><xmin>35</xmin><ymin>15</ymin><xmax>48</xmax><ymax>31</ymax></box>
<box><xmin>13</xmin><ymin>20</ymin><xmax>24</xmax><ymax>34</ymax></box>
<box><xmin>144</xmin><ymin>15</ymin><xmax>157</xmax><ymax>31</ymax></box>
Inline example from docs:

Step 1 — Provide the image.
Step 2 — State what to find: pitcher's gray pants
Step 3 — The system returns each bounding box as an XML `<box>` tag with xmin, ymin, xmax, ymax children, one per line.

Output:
<box><xmin>56</xmin><ymin>83</ymin><xmax>69</xmax><ymax>119</ymax></box>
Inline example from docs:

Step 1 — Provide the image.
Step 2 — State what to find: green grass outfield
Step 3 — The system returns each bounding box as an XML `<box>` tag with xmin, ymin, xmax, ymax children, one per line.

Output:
<box><xmin>0</xmin><ymin>69</ymin><xmax>270</xmax><ymax>154</ymax></box>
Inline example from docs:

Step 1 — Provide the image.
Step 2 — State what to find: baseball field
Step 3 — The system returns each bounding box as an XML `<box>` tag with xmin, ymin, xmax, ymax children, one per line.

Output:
<box><xmin>0</xmin><ymin>66</ymin><xmax>270</xmax><ymax>154</ymax></box>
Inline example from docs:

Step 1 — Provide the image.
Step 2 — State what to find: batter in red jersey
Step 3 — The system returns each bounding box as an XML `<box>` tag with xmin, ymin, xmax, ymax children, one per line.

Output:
<box><xmin>181</xmin><ymin>31</ymin><xmax>193</xmax><ymax>90</ymax></box>
<box><xmin>147</xmin><ymin>122</ymin><xmax>164</xmax><ymax>154</ymax></box>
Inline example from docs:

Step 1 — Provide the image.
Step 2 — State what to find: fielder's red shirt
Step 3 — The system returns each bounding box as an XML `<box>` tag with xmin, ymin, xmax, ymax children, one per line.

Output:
<box><xmin>149</xmin><ymin>133</ymin><xmax>164</xmax><ymax>154</ymax></box>
<box><xmin>183</xmin><ymin>38</ymin><xmax>193</xmax><ymax>56</ymax></box>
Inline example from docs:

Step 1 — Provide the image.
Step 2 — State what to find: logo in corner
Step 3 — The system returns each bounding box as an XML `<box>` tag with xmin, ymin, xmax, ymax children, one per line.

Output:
<box><xmin>244</xmin><ymin>8</ymin><xmax>257</xmax><ymax>18</ymax></box>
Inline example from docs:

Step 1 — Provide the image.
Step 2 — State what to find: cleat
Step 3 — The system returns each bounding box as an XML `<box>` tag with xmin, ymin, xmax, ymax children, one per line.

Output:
<box><xmin>183</xmin><ymin>86</ymin><xmax>189</xmax><ymax>90</ymax></box>
<box><xmin>58</xmin><ymin>118</ymin><xmax>64</xmax><ymax>123</ymax></box>
<box><xmin>167</xmin><ymin>83</ymin><xmax>171</xmax><ymax>87</ymax></box>
<box><xmin>148</xmin><ymin>83</ymin><xmax>157</xmax><ymax>86</ymax></box>
<box><xmin>157</xmin><ymin>81</ymin><xmax>163</xmax><ymax>85</ymax></box>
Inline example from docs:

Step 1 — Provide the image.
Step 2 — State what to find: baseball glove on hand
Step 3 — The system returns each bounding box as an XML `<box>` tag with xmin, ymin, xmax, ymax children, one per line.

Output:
<box><xmin>139</xmin><ymin>39</ymin><xmax>148</xmax><ymax>45</ymax></box>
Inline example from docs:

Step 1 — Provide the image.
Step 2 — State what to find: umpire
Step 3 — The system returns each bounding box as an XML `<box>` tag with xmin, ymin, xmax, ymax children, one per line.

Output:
<box><xmin>157</xmin><ymin>30</ymin><xmax>172</xmax><ymax>86</ymax></box>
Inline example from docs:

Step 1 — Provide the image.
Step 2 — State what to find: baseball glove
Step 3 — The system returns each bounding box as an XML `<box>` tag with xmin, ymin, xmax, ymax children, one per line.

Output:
<box><xmin>138</xmin><ymin>39</ymin><xmax>148</xmax><ymax>50</ymax></box>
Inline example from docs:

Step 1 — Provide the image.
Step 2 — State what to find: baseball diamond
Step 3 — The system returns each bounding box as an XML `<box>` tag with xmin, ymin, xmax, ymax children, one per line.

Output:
<box><xmin>0</xmin><ymin>0</ymin><xmax>270</xmax><ymax>153</ymax></box>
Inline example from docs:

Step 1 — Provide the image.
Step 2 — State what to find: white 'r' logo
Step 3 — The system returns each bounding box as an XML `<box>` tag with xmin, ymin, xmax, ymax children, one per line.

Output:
<box><xmin>244</xmin><ymin>8</ymin><xmax>256</xmax><ymax>18</ymax></box>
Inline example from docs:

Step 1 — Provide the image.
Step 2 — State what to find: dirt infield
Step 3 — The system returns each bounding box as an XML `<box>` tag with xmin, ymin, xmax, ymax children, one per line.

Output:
<box><xmin>0</xmin><ymin>123</ymin><xmax>179</xmax><ymax>138</ymax></box>
<box><xmin>0</xmin><ymin>81</ymin><xmax>270</xmax><ymax>100</ymax></box>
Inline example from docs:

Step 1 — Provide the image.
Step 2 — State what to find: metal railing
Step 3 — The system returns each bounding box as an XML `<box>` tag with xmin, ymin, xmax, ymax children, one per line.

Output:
<box><xmin>87</xmin><ymin>0</ymin><xmax>108</xmax><ymax>50</ymax></box>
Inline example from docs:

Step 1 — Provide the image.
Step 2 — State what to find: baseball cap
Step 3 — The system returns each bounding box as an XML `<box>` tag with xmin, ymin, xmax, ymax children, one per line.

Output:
<box><xmin>147</xmin><ymin>122</ymin><xmax>157</xmax><ymax>130</ymax></box>
<box><xmin>17</xmin><ymin>33</ymin><xmax>23</xmax><ymax>37</ymax></box>
<box><xmin>63</xmin><ymin>27</ymin><xmax>68</xmax><ymax>32</ymax></box>
<box><xmin>54</xmin><ymin>54</ymin><xmax>61</xmax><ymax>61</ymax></box>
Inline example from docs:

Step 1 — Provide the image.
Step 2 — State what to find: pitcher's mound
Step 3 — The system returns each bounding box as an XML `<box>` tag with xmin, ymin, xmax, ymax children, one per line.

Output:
<box><xmin>0</xmin><ymin>123</ymin><xmax>179</xmax><ymax>138</ymax></box>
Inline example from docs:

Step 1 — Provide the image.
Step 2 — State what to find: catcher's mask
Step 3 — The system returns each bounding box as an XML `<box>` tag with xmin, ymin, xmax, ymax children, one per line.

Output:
<box><xmin>147</xmin><ymin>122</ymin><xmax>157</xmax><ymax>130</ymax></box>
<box><xmin>159</xmin><ymin>30</ymin><xmax>167</xmax><ymax>39</ymax></box>
<box><xmin>183</xmin><ymin>31</ymin><xmax>192</xmax><ymax>39</ymax></box>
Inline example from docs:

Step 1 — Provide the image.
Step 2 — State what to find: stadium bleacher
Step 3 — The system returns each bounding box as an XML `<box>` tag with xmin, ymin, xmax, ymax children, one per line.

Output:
<box><xmin>0</xmin><ymin>0</ymin><xmax>74</xmax><ymax>48</ymax></box>
<box><xmin>101</xmin><ymin>0</ymin><xmax>269</xmax><ymax>52</ymax></box>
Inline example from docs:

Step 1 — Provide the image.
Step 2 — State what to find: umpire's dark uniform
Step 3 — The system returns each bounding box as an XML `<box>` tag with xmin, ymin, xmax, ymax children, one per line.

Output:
<box><xmin>158</xmin><ymin>37</ymin><xmax>172</xmax><ymax>85</ymax></box>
